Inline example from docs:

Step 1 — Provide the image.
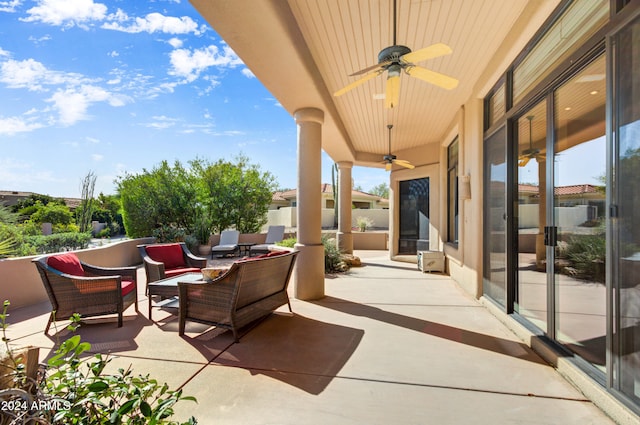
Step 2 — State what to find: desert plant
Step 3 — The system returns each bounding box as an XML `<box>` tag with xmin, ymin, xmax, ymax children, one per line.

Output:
<box><xmin>0</xmin><ymin>301</ymin><xmax>198</xmax><ymax>424</ymax></box>
<box><xmin>565</xmin><ymin>233</ymin><xmax>606</xmax><ymax>282</ymax></box>
<box><xmin>321</xmin><ymin>234</ymin><xmax>343</xmax><ymax>273</ymax></box>
<box><xmin>356</xmin><ymin>216</ymin><xmax>374</xmax><ymax>232</ymax></box>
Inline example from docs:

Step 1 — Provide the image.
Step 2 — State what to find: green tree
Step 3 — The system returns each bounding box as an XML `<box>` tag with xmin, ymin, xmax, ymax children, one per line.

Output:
<box><xmin>117</xmin><ymin>160</ymin><xmax>199</xmax><ymax>238</ymax></box>
<box><xmin>96</xmin><ymin>192</ymin><xmax>125</xmax><ymax>234</ymax></box>
<box><xmin>30</xmin><ymin>202</ymin><xmax>73</xmax><ymax>226</ymax></box>
<box><xmin>370</xmin><ymin>182</ymin><xmax>390</xmax><ymax>199</ymax></box>
<box><xmin>192</xmin><ymin>155</ymin><xmax>277</xmax><ymax>234</ymax></box>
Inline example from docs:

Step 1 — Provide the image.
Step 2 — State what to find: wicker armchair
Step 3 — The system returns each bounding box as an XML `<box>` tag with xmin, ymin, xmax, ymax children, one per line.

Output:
<box><xmin>33</xmin><ymin>253</ymin><xmax>139</xmax><ymax>334</ymax></box>
<box><xmin>137</xmin><ymin>242</ymin><xmax>207</xmax><ymax>286</ymax></box>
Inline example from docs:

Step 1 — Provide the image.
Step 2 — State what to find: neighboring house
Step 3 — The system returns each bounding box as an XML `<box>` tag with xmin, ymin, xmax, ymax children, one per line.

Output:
<box><xmin>0</xmin><ymin>190</ymin><xmax>82</xmax><ymax>210</ymax></box>
<box><xmin>270</xmin><ymin>184</ymin><xmax>388</xmax><ymax>210</ymax></box>
<box><xmin>268</xmin><ymin>184</ymin><xmax>389</xmax><ymax>230</ymax></box>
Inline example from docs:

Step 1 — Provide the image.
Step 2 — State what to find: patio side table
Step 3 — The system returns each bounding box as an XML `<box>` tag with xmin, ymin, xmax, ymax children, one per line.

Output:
<box><xmin>147</xmin><ymin>272</ymin><xmax>202</xmax><ymax>320</ymax></box>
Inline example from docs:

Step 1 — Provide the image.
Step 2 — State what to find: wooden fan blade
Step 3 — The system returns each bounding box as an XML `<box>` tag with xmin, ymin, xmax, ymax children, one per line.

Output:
<box><xmin>401</xmin><ymin>43</ymin><xmax>452</xmax><ymax>64</ymax></box>
<box><xmin>518</xmin><ymin>157</ymin><xmax>531</xmax><ymax>167</ymax></box>
<box><xmin>385</xmin><ymin>162</ymin><xmax>392</xmax><ymax>171</ymax></box>
<box><xmin>350</xmin><ymin>60</ymin><xmax>390</xmax><ymax>76</ymax></box>
<box><xmin>334</xmin><ymin>71</ymin><xmax>381</xmax><ymax>97</ymax></box>
<box><xmin>385</xmin><ymin>74</ymin><xmax>400</xmax><ymax>108</ymax></box>
<box><xmin>395</xmin><ymin>159</ymin><xmax>415</xmax><ymax>169</ymax></box>
<box><xmin>405</xmin><ymin>66</ymin><xmax>458</xmax><ymax>90</ymax></box>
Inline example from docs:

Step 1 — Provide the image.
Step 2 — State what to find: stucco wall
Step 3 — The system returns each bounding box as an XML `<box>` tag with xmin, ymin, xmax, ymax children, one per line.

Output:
<box><xmin>267</xmin><ymin>207</ymin><xmax>389</xmax><ymax>230</ymax></box>
<box><xmin>0</xmin><ymin>237</ymin><xmax>153</xmax><ymax>309</ymax></box>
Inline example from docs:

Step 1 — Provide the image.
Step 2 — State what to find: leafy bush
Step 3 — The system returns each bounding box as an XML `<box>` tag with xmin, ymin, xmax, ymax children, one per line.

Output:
<box><xmin>276</xmin><ymin>237</ymin><xmax>297</xmax><ymax>248</ymax></box>
<box><xmin>152</xmin><ymin>225</ymin><xmax>187</xmax><ymax>243</ymax></box>
<box><xmin>321</xmin><ymin>234</ymin><xmax>343</xmax><ymax>273</ymax></box>
<box><xmin>276</xmin><ymin>235</ymin><xmax>346</xmax><ymax>273</ymax></box>
<box><xmin>1</xmin><ymin>301</ymin><xmax>197</xmax><ymax>424</ymax></box>
<box><xmin>96</xmin><ymin>227</ymin><xmax>111</xmax><ymax>238</ymax></box>
<box><xmin>26</xmin><ymin>232</ymin><xmax>92</xmax><ymax>254</ymax></box>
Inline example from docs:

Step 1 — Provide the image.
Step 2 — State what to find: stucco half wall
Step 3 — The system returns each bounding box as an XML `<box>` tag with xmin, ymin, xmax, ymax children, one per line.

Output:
<box><xmin>0</xmin><ymin>238</ymin><xmax>153</xmax><ymax>309</ymax></box>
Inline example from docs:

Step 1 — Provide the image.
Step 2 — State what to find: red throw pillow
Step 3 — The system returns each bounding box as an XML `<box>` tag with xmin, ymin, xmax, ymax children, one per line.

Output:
<box><xmin>121</xmin><ymin>280</ymin><xmax>136</xmax><ymax>297</ymax></box>
<box><xmin>47</xmin><ymin>253</ymin><xmax>85</xmax><ymax>276</ymax></box>
<box><xmin>145</xmin><ymin>244</ymin><xmax>185</xmax><ymax>269</ymax></box>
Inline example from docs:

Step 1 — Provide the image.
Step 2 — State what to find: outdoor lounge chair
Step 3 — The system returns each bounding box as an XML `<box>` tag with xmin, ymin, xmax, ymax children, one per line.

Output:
<box><xmin>249</xmin><ymin>225</ymin><xmax>285</xmax><ymax>256</ymax></box>
<box><xmin>33</xmin><ymin>252</ymin><xmax>139</xmax><ymax>333</ymax></box>
<box><xmin>138</xmin><ymin>242</ymin><xmax>207</xmax><ymax>285</ymax></box>
<box><xmin>211</xmin><ymin>230</ymin><xmax>240</xmax><ymax>258</ymax></box>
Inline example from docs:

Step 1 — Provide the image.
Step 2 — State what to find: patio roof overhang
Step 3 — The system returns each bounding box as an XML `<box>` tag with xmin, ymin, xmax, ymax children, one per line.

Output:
<box><xmin>190</xmin><ymin>0</ymin><xmax>560</xmax><ymax>169</ymax></box>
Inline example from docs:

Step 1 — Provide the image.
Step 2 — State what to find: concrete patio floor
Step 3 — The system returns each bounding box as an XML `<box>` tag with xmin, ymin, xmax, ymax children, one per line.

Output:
<box><xmin>3</xmin><ymin>250</ymin><xmax>617</xmax><ymax>424</ymax></box>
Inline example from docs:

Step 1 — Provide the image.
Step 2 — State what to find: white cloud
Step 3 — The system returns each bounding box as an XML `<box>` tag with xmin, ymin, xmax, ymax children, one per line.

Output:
<box><xmin>108</xmin><ymin>50</ymin><xmax>119</xmax><ymax>57</ymax></box>
<box><xmin>0</xmin><ymin>58</ymin><xmax>91</xmax><ymax>91</ymax></box>
<box><xmin>0</xmin><ymin>48</ymin><xmax>10</xmax><ymax>58</ymax></box>
<box><xmin>0</xmin><ymin>116</ymin><xmax>43</xmax><ymax>135</ymax></box>
<box><xmin>241</xmin><ymin>68</ymin><xmax>255</xmax><ymax>79</ymax></box>
<box><xmin>145</xmin><ymin>115</ymin><xmax>178</xmax><ymax>129</ymax></box>
<box><xmin>91</xmin><ymin>154</ymin><xmax>104</xmax><ymax>161</ymax></box>
<box><xmin>86</xmin><ymin>137</ymin><xmax>100</xmax><ymax>144</ymax></box>
<box><xmin>47</xmin><ymin>84</ymin><xmax>123</xmax><ymax>126</ymax></box>
<box><xmin>169</xmin><ymin>44</ymin><xmax>242</xmax><ymax>83</ymax></box>
<box><xmin>28</xmin><ymin>34</ymin><xmax>52</xmax><ymax>44</ymax></box>
<box><xmin>0</xmin><ymin>0</ymin><xmax>21</xmax><ymax>13</ymax></box>
<box><xmin>168</xmin><ymin>37</ymin><xmax>183</xmax><ymax>48</ymax></box>
<box><xmin>102</xmin><ymin>12</ymin><xmax>204</xmax><ymax>35</ymax></box>
<box><xmin>22</xmin><ymin>0</ymin><xmax>108</xmax><ymax>27</ymax></box>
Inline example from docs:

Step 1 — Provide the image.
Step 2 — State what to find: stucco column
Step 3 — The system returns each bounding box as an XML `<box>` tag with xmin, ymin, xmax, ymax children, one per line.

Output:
<box><xmin>336</xmin><ymin>161</ymin><xmax>353</xmax><ymax>254</ymax></box>
<box><xmin>293</xmin><ymin>107</ymin><xmax>325</xmax><ymax>300</ymax></box>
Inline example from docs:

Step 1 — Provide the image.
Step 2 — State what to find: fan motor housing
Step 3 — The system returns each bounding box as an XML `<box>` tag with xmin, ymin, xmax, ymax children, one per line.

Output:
<box><xmin>378</xmin><ymin>45</ymin><xmax>411</xmax><ymax>64</ymax></box>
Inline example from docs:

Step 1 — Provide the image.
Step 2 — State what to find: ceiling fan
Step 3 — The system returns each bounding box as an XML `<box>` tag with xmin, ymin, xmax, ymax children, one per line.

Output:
<box><xmin>333</xmin><ymin>0</ymin><xmax>459</xmax><ymax>108</ymax></box>
<box><xmin>518</xmin><ymin>115</ymin><xmax>546</xmax><ymax>167</ymax></box>
<box><xmin>384</xmin><ymin>124</ymin><xmax>414</xmax><ymax>171</ymax></box>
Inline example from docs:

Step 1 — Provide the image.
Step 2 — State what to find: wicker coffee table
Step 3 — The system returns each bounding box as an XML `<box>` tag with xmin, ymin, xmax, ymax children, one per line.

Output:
<box><xmin>147</xmin><ymin>272</ymin><xmax>202</xmax><ymax>320</ymax></box>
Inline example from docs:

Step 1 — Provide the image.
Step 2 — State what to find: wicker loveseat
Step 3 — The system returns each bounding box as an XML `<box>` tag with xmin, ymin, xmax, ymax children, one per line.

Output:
<box><xmin>178</xmin><ymin>250</ymin><xmax>298</xmax><ymax>342</ymax></box>
<box><xmin>33</xmin><ymin>253</ymin><xmax>139</xmax><ymax>333</ymax></box>
<box><xmin>137</xmin><ymin>242</ymin><xmax>207</xmax><ymax>285</ymax></box>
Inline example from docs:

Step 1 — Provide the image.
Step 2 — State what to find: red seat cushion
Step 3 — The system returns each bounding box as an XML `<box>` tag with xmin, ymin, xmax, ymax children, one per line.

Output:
<box><xmin>145</xmin><ymin>244</ymin><xmax>185</xmax><ymax>269</ymax></box>
<box><xmin>47</xmin><ymin>253</ymin><xmax>85</xmax><ymax>276</ymax></box>
<box><xmin>165</xmin><ymin>267</ymin><xmax>202</xmax><ymax>278</ymax></box>
<box><xmin>121</xmin><ymin>280</ymin><xmax>136</xmax><ymax>297</ymax></box>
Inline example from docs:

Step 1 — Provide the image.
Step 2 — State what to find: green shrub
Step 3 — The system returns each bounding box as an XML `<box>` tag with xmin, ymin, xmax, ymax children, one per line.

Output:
<box><xmin>26</xmin><ymin>232</ymin><xmax>92</xmax><ymax>254</ymax></box>
<box><xmin>152</xmin><ymin>225</ymin><xmax>186</xmax><ymax>243</ymax></box>
<box><xmin>276</xmin><ymin>237</ymin><xmax>297</xmax><ymax>248</ymax></box>
<box><xmin>96</xmin><ymin>227</ymin><xmax>111</xmax><ymax>238</ymax></box>
<box><xmin>321</xmin><ymin>234</ymin><xmax>343</xmax><ymax>273</ymax></box>
<box><xmin>1</xmin><ymin>301</ymin><xmax>197</xmax><ymax>424</ymax></box>
<box><xmin>276</xmin><ymin>235</ymin><xmax>346</xmax><ymax>273</ymax></box>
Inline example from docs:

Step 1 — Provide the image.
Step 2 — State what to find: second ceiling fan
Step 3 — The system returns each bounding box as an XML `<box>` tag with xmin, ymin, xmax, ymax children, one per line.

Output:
<box><xmin>334</xmin><ymin>0</ymin><xmax>459</xmax><ymax>108</ymax></box>
<box><xmin>383</xmin><ymin>124</ymin><xmax>414</xmax><ymax>171</ymax></box>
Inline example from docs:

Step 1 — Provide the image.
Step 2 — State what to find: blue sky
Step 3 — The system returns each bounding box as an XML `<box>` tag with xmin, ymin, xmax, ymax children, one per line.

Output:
<box><xmin>0</xmin><ymin>0</ymin><xmax>388</xmax><ymax>198</ymax></box>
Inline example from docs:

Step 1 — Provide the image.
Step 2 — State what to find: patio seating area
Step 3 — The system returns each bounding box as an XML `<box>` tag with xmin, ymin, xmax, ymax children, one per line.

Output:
<box><xmin>4</xmin><ymin>251</ymin><xmax>615</xmax><ymax>424</ymax></box>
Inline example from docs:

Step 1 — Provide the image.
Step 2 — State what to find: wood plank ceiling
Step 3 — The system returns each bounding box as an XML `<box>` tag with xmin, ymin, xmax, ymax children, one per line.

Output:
<box><xmin>287</xmin><ymin>0</ymin><xmax>528</xmax><ymax>157</ymax></box>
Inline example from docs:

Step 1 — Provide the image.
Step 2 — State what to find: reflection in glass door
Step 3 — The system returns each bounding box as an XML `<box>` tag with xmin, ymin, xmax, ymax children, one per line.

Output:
<box><xmin>613</xmin><ymin>16</ymin><xmax>640</xmax><ymax>405</ymax></box>
<box><xmin>516</xmin><ymin>101</ymin><xmax>548</xmax><ymax>333</ymax></box>
<box><xmin>553</xmin><ymin>55</ymin><xmax>606</xmax><ymax>369</ymax></box>
<box><xmin>483</xmin><ymin>127</ymin><xmax>507</xmax><ymax>307</ymax></box>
